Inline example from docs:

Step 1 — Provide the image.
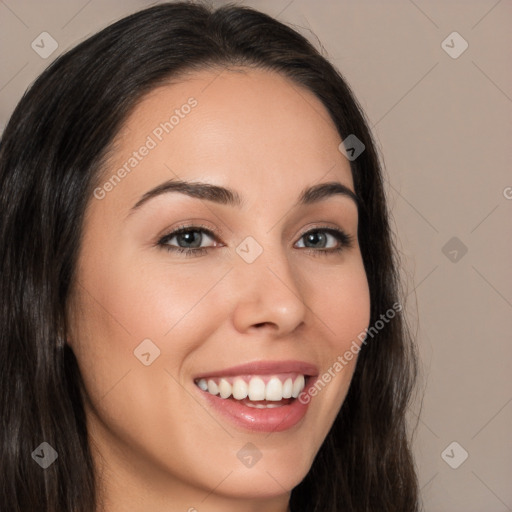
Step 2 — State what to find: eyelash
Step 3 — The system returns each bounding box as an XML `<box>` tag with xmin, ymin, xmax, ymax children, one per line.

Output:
<box><xmin>157</xmin><ymin>223</ymin><xmax>354</xmax><ymax>258</ymax></box>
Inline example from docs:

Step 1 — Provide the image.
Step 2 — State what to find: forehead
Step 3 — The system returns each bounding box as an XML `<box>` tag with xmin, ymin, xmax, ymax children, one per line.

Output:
<box><xmin>103</xmin><ymin>67</ymin><xmax>354</xmax><ymax>209</ymax></box>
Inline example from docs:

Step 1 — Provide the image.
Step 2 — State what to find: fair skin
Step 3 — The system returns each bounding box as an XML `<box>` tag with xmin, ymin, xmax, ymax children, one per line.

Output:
<box><xmin>68</xmin><ymin>67</ymin><xmax>370</xmax><ymax>512</ymax></box>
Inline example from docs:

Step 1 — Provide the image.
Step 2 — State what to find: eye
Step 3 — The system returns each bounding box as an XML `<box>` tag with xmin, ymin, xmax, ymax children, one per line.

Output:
<box><xmin>295</xmin><ymin>227</ymin><xmax>354</xmax><ymax>256</ymax></box>
<box><xmin>158</xmin><ymin>225</ymin><xmax>220</xmax><ymax>257</ymax></box>
<box><xmin>157</xmin><ymin>224</ymin><xmax>354</xmax><ymax>258</ymax></box>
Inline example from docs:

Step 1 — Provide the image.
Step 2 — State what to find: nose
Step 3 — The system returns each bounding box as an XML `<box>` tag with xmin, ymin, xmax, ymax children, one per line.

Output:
<box><xmin>230</xmin><ymin>246</ymin><xmax>308</xmax><ymax>336</ymax></box>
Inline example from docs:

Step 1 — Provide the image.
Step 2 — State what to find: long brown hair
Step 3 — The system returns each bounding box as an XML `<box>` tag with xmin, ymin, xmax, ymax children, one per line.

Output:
<box><xmin>0</xmin><ymin>2</ymin><xmax>419</xmax><ymax>511</ymax></box>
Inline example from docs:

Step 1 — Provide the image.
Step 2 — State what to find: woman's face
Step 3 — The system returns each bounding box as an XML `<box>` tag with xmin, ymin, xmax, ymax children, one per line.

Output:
<box><xmin>68</xmin><ymin>67</ymin><xmax>370</xmax><ymax>511</ymax></box>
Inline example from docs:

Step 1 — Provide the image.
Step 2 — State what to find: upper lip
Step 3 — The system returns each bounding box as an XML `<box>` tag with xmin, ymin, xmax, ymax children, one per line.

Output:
<box><xmin>193</xmin><ymin>360</ymin><xmax>319</xmax><ymax>380</ymax></box>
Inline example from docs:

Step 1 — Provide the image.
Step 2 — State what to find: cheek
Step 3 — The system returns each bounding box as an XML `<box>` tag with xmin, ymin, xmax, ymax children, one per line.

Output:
<box><xmin>75</xmin><ymin>239</ymin><xmax>227</xmax><ymax>340</ymax></box>
<box><xmin>300</xmin><ymin>257</ymin><xmax>371</xmax><ymax>425</ymax></box>
<box><xmin>308</xmin><ymin>257</ymin><xmax>371</xmax><ymax>349</ymax></box>
<box><xmin>69</xmin><ymin>247</ymin><xmax>231</xmax><ymax>399</ymax></box>
<box><xmin>68</xmin><ymin>255</ymin><xmax>233</xmax><ymax>483</ymax></box>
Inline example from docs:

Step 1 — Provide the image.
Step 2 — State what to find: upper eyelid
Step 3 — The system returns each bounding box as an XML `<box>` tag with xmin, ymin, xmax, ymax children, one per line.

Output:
<box><xmin>167</xmin><ymin>225</ymin><xmax>216</xmax><ymax>236</ymax></box>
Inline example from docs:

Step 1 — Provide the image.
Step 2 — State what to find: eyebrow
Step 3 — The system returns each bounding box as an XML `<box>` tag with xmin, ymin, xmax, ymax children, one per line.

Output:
<box><xmin>129</xmin><ymin>178</ymin><xmax>359</xmax><ymax>214</ymax></box>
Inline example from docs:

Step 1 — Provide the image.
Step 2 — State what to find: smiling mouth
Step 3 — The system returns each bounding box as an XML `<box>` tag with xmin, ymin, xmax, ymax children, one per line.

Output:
<box><xmin>194</xmin><ymin>373</ymin><xmax>307</xmax><ymax>407</ymax></box>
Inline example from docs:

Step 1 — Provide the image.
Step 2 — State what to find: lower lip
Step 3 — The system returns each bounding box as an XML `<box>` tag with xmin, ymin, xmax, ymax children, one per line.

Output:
<box><xmin>196</xmin><ymin>378</ymin><xmax>317</xmax><ymax>433</ymax></box>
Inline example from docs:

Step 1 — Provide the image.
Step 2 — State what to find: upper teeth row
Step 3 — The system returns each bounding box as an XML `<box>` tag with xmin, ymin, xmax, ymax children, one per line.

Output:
<box><xmin>196</xmin><ymin>375</ymin><xmax>306</xmax><ymax>401</ymax></box>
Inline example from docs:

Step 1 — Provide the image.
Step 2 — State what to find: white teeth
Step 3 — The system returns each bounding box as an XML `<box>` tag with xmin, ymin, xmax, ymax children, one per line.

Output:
<box><xmin>291</xmin><ymin>375</ymin><xmax>305</xmax><ymax>398</ymax></box>
<box><xmin>265</xmin><ymin>377</ymin><xmax>283</xmax><ymax>401</ymax></box>
<box><xmin>245</xmin><ymin>402</ymin><xmax>283</xmax><ymax>409</ymax></box>
<box><xmin>248</xmin><ymin>377</ymin><xmax>266</xmax><ymax>400</ymax></box>
<box><xmin>207</xmin><ymin>379</ymin><xmax>218</xmax><ymax>396</ymax></box>
<box><xmin>232</xmin><ymin>378</ymin><xmax>248</xmax><ymax>400</ymax></box>
<box><xmin>218</xmin><ymin>378</ymin><xmax>231</xmax><ymax>399</ymax></box>
<box><xmin>282</xmin><ymin>378</ymin><xmax>293</xmax><ymax>399</ymax></box>
<box><xmin>197</xmin><ymin>374</ymin><xmax>307</xmax><ymax>402</ymax></box>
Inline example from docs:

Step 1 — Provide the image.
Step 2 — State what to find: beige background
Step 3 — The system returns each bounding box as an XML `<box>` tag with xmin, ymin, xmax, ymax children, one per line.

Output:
<box><xmin>1</xmin><ymin>1</ymin><xmax>511</xmax><ymax>510</ymax></box>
